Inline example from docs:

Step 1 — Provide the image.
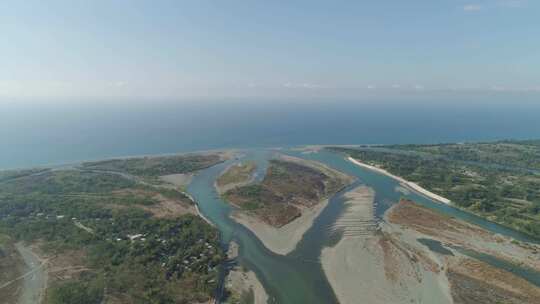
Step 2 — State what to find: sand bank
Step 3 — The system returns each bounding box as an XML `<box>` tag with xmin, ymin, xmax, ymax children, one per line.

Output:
<box><xmin>224</xmin><ymin>241</ymin><xmax>268</xmax><ymax>304</ymax></box>
<box><xmin>231</xmin><ymin>198</ymin><xmax>330</xmax><ymax>255</ymax></box>
<box><xmin>321</xmin><ymin>186</ymin><xmax>453</xmax><ymax>304</ymax></box>
<box><xmin>225</xmin><ymin>267</ymin><xmax>268</xmax><ymax>304</ymax></box>
<box><xmin>347</xmin><ymin>157</ymin><xmax>451</xmax><ymax>204</ymax></box>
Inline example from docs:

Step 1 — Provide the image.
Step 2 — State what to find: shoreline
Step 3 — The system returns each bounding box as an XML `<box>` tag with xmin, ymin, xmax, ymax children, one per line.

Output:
<box><xmin>347</xmin><ymin>156</ymin><xmax>451</xmax><ymax>205</ymax></box>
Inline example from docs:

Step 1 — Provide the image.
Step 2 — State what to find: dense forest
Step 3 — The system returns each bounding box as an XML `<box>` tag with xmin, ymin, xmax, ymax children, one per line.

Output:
<box><xmin>331</xmin><ymin>140</ymin><xmax>540</xmax><ymax>238</ymax></box>
<box><xmin>0</xmin><ymin>155</ymin><xmax>226</xmax><ymax>304</ymax></box>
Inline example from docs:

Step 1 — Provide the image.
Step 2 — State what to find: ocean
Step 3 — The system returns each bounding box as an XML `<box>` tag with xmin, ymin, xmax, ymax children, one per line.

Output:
<box><xmin>1</xmin><ymin>96</ymin><xmax>539</xmax><ymax>169</ymax></box>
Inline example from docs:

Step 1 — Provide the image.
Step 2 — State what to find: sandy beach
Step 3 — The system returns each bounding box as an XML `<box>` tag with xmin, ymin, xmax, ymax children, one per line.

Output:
<box><xmin>347</xmin><ymin>157</ymin><xmax>451</xmax><ymax>204</ymax></box>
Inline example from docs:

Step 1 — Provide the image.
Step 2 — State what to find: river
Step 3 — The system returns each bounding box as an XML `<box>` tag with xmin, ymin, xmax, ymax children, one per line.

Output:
<box><xmin>186</xmin><ymin>148</ymin><xmax>540</xmax><ymax>303</ymax></box>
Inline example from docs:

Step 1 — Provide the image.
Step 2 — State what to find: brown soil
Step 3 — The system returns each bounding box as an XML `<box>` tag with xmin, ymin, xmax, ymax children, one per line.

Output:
<box><xmin>137</xmin><ymin>193</ymin><xmax>196</xmax><ymax>218</ymax></box>
<box><xmin>448</xmin><ymin>258</ymin><xmax>540</xmax><ymax>304</ymax></box>
<box><xmin>110</xmin><ymin>189</ymin><xmax>196</xmax><ymax>218</ymax></box>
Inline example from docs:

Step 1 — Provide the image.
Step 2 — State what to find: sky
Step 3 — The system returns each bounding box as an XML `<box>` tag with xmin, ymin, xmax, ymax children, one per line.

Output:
<box><xmin>1</xmin><ymin>0</ymin><xmax>539</xmax><ymax>100</ymax></box>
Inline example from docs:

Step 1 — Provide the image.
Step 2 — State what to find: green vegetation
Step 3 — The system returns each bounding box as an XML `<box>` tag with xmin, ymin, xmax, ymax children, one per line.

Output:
<box><xmin>331</xmin><ymin>140</ymin><xmax>540</xmax><ymax>238</ymax></box>
<box><xmin>82</xmin><ymin>154</ymin><xmax>224</xmax><ymax>178</ymax></box>
<box><xmin>0</xmin><ymin>158</ymin><xmax>225</xmax><ymax>303</ymax></box>
<box><xmin>385</xmin><ymin>140</ymin><xmax>540</xmax><ymax>170</ymax></box>
<box><xmin>48</xmin><ymin>276</ymin><xmax>105</xmax><ymax>304</ymax></box>
<box><xmin>0</xmin><ymin>168</ymin><xmax>50</xmax><ymax>183</ymax></box>
<box><xmin>224</xmin><ymin>159</ymin><xmax>349</xmax><ymax>227</ymax></box>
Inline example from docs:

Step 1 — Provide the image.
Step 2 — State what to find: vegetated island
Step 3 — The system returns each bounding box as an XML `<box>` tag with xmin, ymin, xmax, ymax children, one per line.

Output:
<box><xmin>321</xmin><ymin>185</ymin><xmax>540</xmax><ymax>304</ymax></box>
<box><xmin>218</xmin><ymin>154</ymin><xmax>354</xmax><ymax>255</ymax></box>
<box><xmin>0</xmin><ymin>152</ymin><xmax>230</xmax><ymax>304</ymax></box>
<box><xmin>330</xmin><ymin>139</ymin><xmax>540</xmax><ymax>238</ymax></box>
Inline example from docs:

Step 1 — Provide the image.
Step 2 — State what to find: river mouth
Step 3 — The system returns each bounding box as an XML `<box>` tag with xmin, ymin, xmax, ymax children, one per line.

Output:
<box><xmin>187</xmin><ymin>148</ymin><xmax>540</xmax><ymax>303</ymax></box>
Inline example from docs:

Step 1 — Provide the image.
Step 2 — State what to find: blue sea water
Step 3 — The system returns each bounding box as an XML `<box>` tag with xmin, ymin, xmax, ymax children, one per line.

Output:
<box><xmin>1</xmin><ymin>97</ymin><xmax>539</xmax><ymax>169</ymax></box>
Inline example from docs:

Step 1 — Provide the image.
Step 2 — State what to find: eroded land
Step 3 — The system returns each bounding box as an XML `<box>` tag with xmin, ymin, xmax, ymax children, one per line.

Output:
<box><xmin>222</xmin><ymin>241</ymin><xmax>268</xmax><ymax>304</ymax></box>
<box><xmin>322</xmin><ymin>184</ymin><xmax>540</xmax><ymax>304</ymax></box>
<box><xmin>331</xmin><ymin>140</ymin><xmax>540</xmax><ymax>238</ymax></box>
<box><xmin>222</xmin><ymin>155</ymin><xmax>354</xmax><ymax>255</ymax></box>
<box><xmin>215</xmin><ymin>161</ymin><xmax>257</xmax><ymax>195</ymax></box>
<box><xmin>0</xmin><ymin>152</ymin><xmax>229</xmax><ymax>304</ymax></box>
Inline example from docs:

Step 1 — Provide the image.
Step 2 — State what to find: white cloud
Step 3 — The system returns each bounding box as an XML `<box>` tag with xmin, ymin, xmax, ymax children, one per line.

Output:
<box><xmin>367</xmin><ymin>85</ymin><xmax>376</xmax><ymax>89</ymax></box>
<box><xmin>414</xmin><ymin>84</ymin><xmax>425</xmax><ymax>90</ymax></box>
<box><xmin>391</xmin><ymin>84</ymin><xmax>401</xmax><ymax>89</ymax></box>
<box><xmin>463</xmin><ymin>4</ymin><xmax>482</xmax><ymax>11</ymax></box>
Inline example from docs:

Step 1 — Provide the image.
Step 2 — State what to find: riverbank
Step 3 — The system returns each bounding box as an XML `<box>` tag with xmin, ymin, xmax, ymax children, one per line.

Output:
<box><xmin>231</xmin><ymin>197</ymin><xmax>331</xmax><ymax>255</ymax></box>
<box><xmin>223</xmin><ymin>241</ymin><xmax>268</xmax><ymax>304</ymax></box>
<box><xmin>347</xmin><ymin>156</ymin><xmax>451</xmax><ymax>204</ymax></box>
<box><xmin>384</xmin><ymin>199</ymin><xmax>540</xmax><ymax>303</ymax></box>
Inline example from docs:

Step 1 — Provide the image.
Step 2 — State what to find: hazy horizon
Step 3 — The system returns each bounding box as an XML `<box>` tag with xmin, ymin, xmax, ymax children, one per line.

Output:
<box><xmin>2</xmin><ymin>0</ymin><xmax>539</xmax><ymax>100</ymax></box>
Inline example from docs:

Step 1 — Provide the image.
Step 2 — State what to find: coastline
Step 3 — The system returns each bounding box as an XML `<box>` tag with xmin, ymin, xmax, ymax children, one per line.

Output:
<box><xmin>347</xmin><ymin>156</ymin><xmax>451</xmax><ymax>205</ymax></box>
<box><xmin>231</xmin><ymin>198</ymin><xmax>330</xmax><ymax>255</ymax></box>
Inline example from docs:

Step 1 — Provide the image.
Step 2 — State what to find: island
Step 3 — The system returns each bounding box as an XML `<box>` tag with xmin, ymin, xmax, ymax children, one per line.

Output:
<box><xmin>218</xmin><ymin>154</ymin><xmax>354</xmax><ymax>255</ymax></box>
<box><xmin>0</xmin><ymin>152</ymin><xmax>229</xmax><ymax>304</ymax></box>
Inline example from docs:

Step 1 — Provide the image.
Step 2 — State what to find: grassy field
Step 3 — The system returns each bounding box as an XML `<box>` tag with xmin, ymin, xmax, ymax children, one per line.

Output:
<box><xmin>331</xmin><ymin>140</ymin><xmax>540</xmax><ymax>238</ymax></box>
<box><xmin>0</xmin><ymin>154</ymin><xmax>226</xmax><ymax>304</ymax></box>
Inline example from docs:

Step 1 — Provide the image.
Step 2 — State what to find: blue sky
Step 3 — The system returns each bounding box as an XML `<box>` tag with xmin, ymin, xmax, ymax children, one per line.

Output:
<box><xmin>1</xmin><ymin>0</ymin><xmax>539</xmax><ymax>100</ymax></box>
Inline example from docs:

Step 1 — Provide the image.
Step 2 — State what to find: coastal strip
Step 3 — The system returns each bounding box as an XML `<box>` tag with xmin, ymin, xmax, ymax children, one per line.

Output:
<box><xmin>347</xmin><ymin>157</ymin><xmax>451</xmax><ymax>205</ymax></box>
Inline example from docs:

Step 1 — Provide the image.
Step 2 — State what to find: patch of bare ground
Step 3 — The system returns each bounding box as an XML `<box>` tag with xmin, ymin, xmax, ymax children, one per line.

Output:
<box><xmin>137</xmin><ymin>193</ymin><xmax>196</xmax><ymax>218</ymax></box>
<box><xmin>224</xmin><ymin>266</ymin><xmax>268</xmax><ymax>304</ymax></box>
<box><xmin>110</xmin><ymin>189</ymin><xmax>196</xmax><ymax>218</ymax></box>
<box><xmin>448</xmin><ymin>258</ymin><xmax>540</xmax><ymax>304</ymax></box>
<box><xmin>387</xmin><ymin>199</ymin><xmax>540</xmax><ymax>272</ymax></box>
<box><xmin>35</xmin><ymin>246</ymin><xmax>89</xmax><ymax>285</ymax></box>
